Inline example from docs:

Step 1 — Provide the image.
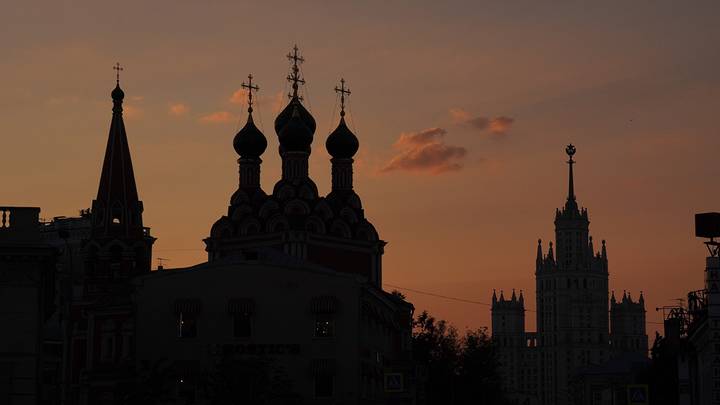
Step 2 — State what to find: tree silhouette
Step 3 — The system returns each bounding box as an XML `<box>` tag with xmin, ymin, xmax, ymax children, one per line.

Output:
<box><xmin>412</xmin><ymin>311</ymin><xmax>508</xmax><ymax>405</ymax></box>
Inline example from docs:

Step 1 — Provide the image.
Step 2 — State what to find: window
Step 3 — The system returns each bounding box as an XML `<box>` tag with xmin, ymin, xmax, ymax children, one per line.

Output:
<box><xmin>315</xmin><ymin>316</ymin><xmax>334</xmax><ymax>338</ymax></box>
<box><xmin>233</xmin><ymin>312</ymin><xmax>252</xmax><ymax>338</ymax></box>
<box><xmin>177</xmin><ymin>312</ymin><xmax>197</xmax><ymax>338</ymax></box>
<box><xmin>314</xmin><ymin>374</ymin><xmax>334</xmax><ymax>398</ymax></box>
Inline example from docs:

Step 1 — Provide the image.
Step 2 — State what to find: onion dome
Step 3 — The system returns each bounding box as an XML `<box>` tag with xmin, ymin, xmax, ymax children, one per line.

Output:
<box><xmin>111</xmin><ymin>84</ymin><xmax>125</xmax><ymax>101</ymax></box>
<box><xmin>233</xmin><ymin>114</ymin><xmax>267</xmax><ymax>158</ymax></box>
<box><xmin>326</xmin><ymin>116</ymin><xmax>358</xmax><ymax>159</ymax></box>
<box><xmin>274</xmin><ymin>97</ymin><xmax>316</xmax><ymax>136</ymax></box>
<box><xmin>278</xmin><ymin>104</ymin><xmax>313</xmax><ymax>152</ymax></box>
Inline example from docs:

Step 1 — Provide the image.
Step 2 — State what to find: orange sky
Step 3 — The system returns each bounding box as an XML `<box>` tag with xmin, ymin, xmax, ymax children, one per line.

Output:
<box><xmin>2</xmin><ymin>1</ymin><xmax>720</xmax><ymax>337</ymax></box>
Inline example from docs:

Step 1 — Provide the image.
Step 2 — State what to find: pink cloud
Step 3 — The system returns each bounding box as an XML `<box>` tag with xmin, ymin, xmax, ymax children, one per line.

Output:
<box><xmin>169</xmin><ymin>103</ymin><xmax>190</xmax><ymax>116</ymax></box>
<box><xmin>488</xmin><ymin>116</ymin><xmax>515</xmax><ymax>135</ymax></box>
<box><xmin>449</xmin><ymin>108</ymin><xmax>515</xmax><ymax>135</ymax></box>
<box><xmin>123</xmin><ymin>104</ymin><xmax>143</xmax><ymax>120</ymax></box>
<box><xmin>229</xmin><ymin>88</ymin><xmax>248</xmax><ymax>104</ymax></box>
<box><xmin>199</xmin><ymin>111</ymin><xmax>234</xmax><ymax>124</ymax></box>
<box><xmin>381</xmin><ymin>127</ymin><xmax>467</xmax><ymax>175</ymax></box>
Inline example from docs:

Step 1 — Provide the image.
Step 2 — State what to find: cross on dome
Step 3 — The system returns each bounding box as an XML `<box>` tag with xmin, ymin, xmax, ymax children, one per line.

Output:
<box><xmin>241</xmin><ymin>74</ymin><xmax>259</xmax><ymax>114</ymax></box>
<box><xmin>334</xmin><ymin>78</ymin><xmax>351</xmax><ymax>117</ymax></box>
<box><xmin>286</xmin><ymin>45</ymin><xmax>306</xmax><ymax>100</ymax></box>
<box><xmin>113</xmin><ymin>62</ymin><xmax>123</xmax><ymax>85</ymax></box>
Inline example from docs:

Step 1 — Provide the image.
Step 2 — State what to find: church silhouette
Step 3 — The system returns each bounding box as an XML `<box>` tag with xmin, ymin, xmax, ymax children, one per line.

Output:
<box><xmin>0</xmin><ymin>47</ymin><xmax>416</xmax><ymax>405</ymax></box>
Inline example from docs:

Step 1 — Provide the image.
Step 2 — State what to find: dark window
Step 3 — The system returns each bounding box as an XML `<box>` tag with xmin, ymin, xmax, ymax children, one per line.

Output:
<box><xmin>314</xmin><ymin>316</ymin><xmax>334</xmax><ymax>338</ymax></box>
<box><xmin>314</xmin><ymin>374</ymin><xmax>334</xmax><ymax>398</ymax></box>
<box><xmin>233</xmin><ymin>313</ymin><xmax>252</xmax><ymax>338</ymax></box>
<box><xmin>178</xmin><ymin>312</ymin><xmax>197</xmax><ymax>338</ymax></box>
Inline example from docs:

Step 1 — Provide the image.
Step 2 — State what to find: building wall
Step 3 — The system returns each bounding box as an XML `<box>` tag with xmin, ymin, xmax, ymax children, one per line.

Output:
<box><xmin>134</xmin><ymin>260</ymin><xmax>413</xmax><ymax>404</ymax></box>
<box><xmin>0</xmin><ymin>207</ymin><xmax>55</xmax><ymax>405</ymax></box>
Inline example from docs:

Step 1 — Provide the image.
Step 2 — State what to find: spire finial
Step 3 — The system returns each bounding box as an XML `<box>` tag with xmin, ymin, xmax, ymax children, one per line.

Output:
<box><xmin>566</xmin><ymin>144</ymin><xmax>576</xmax><ymax>202</ymax></box>
<box><xmin>286</xmin><ymin>45</ymin><xmax>306</xmax><ymax>100</ymax></box>
<box><xmin>113</xmin><ymin>62</ymin><xmax>124</xmax><ymax>85</ymax></box>
<box><xmin>334</xmin><ymin>78</ymin><xmax>351</xmax><ymax>117</ymax></box>
<box><xmin>241</xmin><ymin>74</ymin><xmax>260</xmax><ymax>114</ymax></box>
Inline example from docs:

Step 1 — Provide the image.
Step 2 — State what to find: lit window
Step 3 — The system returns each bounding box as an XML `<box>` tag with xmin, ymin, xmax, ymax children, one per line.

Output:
<box><xmin>177</xmin><ymin>312</ymin><xmax>197</xmax><ymax>338</ymax></box>
<box><xmin>314</xmin><ymin>316</ymin><xmax>334</xmax><ymax>338</ymax></box>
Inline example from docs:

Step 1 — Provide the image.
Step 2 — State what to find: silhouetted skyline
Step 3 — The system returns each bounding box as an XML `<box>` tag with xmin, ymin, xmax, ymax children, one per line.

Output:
<box><xmin>2</xmin><ymin>1</ymin><xmax>720</xmax><ymax>339</ymax></box>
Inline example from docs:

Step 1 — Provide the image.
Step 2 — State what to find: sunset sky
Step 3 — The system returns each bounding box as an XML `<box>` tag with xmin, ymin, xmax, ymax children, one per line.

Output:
<box><xmin>2</xmin><ymin>1</ymin><xmax>719</xmax><ymax>335</ymax></box>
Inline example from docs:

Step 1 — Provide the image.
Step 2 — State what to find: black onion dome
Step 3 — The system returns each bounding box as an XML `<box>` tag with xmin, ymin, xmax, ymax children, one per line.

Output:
<box><xmin>326</xmin><ymin>116</ymin><xmax>359</xmax><ymax>159</ymax></box>
<box><xmin>278</xmin><ymin>105</ymin><xmax>313</xmax><ymax>152</ymax></box>
<box><xmin>111</xmin><ymin>84</ymin><xmax>125</xmax><ymax>101</ymax></box>
<box><xmin>274</xmin><ymin>97</ymin><xmax>316</xmax><ymax>136</ymax></box>
<box><xmin>233</xmin><ymin>115</ymin><xmax>267</xmax><ymax>158</ymax></box>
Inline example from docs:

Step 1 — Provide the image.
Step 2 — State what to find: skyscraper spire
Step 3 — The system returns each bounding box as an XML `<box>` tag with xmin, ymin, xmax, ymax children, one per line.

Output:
<box><xmin>565</xmin><ymin>144</ymin><xmax>577</xmax><ymax>208</ymax></box>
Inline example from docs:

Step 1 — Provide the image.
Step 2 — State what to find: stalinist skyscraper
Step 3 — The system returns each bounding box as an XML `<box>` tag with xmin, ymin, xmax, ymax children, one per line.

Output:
<box><xmin>491</xmin><ymin>145</ymin><xmax>647</xmax><ymax>405</ymax></box>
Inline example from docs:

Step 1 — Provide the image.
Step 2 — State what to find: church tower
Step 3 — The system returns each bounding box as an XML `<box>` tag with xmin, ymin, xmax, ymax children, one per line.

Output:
<box><xmin>69</xmin><ymin>67</ymin><xmax>155</xmax><ymax>404</ymax></box>
<box><xmin>85</xmin><ymin>66</ymin><xmax>155</xmax><ymax>289</ymax></box>
<box><xmin>536</xmin><ymin>145</ymin><xmax>609</xmax><ymax>405</ymax></box>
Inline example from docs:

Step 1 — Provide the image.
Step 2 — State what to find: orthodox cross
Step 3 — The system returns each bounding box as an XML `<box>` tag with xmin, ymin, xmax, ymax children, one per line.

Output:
<box><xmin>113</xmin><ymin>62</ymin><xmax>123</xmax><ymax>84</ymax></box>
<box><xmin>241</xmin><ymin>74</ymin><xmax>259</xmax><ymax>113</ymax></box>
<box><xmin>286</xmin><ymin>45</ymin><xmax>305</xmax><ymax>99</ymax></box>
<box><xmin>334</xmin><ymin>78</ymin><xmax>351</xmax><ymax>117</ymax></box>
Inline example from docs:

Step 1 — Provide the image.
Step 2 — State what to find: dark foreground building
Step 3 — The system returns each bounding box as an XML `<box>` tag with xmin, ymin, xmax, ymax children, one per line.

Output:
<box><xmin>653</xmin><ymin>213</ymin><xmax>720</xmax><ymax>405</ymax></box>
<box><xmin>1</xmin><ymin>48</ymin><xmax>416</xmax><ymax>405</ymax></box>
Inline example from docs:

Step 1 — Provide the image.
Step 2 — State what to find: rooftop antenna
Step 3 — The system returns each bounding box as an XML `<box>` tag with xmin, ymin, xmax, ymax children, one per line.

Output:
<box><xmin>157</xmin><ymin>257</ymin><xmax>170</xmax><ymax>271</ymax></box>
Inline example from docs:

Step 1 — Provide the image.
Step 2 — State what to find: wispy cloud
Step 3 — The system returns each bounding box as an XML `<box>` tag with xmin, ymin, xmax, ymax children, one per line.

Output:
<box><xmin>124</xmin><ymin>104</ymin><xmax>143</xmax><ymax>120</ymax></box>
<box><xmin>169</xmin><ymin>103</ymin><xmax>190</xmax><ymax>116</ymax></box>
<box><xmin>450</xmin><ymin>108</ymin><xmax>515</xmax><ymax>136</ymax></box>
<box><xmin>230</xmin><ymin>88</ymin><xmax>285</xmax><ymax>114</ymax></box>
<box><xmin>381</xmin><ymin>127</ymin><xmax>467</xmax><ymax>175</ymax></box>
<box><xmin>488</xmin><ymin>116</ymin><xmax>514</xmax><ymax>135</ymax></box>
<box><xmin>229</xmin><ymin>88</ymin><xmax>248</xmax><ymax>105</ymax></box>
<box><xmin>198</xmin><ymin>111</ymin><xmax>234</xmax><ymax>124</ymax></box>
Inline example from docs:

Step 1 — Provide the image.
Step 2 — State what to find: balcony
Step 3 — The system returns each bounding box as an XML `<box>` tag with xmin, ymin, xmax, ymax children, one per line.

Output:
<box><xmin>0</xmin><ymin>206</ymin><xmax>42</xmax><ymax>242</ymax></box>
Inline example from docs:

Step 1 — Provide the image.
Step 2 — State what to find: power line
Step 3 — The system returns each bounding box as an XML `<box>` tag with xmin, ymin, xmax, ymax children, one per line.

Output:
<box><xmin>385</xmin><ymin>283</ymin><xmax>667</xmax><ymax>326</ymax></box>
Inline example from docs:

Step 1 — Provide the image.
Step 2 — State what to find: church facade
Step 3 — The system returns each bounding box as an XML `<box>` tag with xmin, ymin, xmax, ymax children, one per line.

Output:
<box><xmin>491</xmin><ymin>146</ymin><xmax>648</xmax><ymax>405</ymax></box>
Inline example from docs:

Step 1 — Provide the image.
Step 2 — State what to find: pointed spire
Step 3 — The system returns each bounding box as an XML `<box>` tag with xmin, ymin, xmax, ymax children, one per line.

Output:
<box><xmin>511</xmin><ymin>289</ymin><xmax>517</xmax><ymax>302</ymax></box>
<box><xmin>588</xmin><ymin>235</ymin><xmax>594</xmax><ymax>256</ymax></box>
<box><xmin>639</xmin><ymin>291</ymin><xmax>645</xmax><ymax>306</ymax></box>
<box><xmin>519</xmin><ymin>290</ymin><xmax>524</xmax><ymax>305</ymax></box>
<box><xmin>92</xmin><ymin>64</ymin><xmax>143</xmax><ymax>238</ymax></box>
<box><xmin>611</xmin><ymin>290</ymin><xmax>616</xmax><ymax>304</ymax></box>
<box><xmin>548</xmin><ymin>241</ymin><xmax>555</xmax><ymax>262</ymax></box>
<box><xmin>622</xmin><ymin>290</ymin><xmax>628</xmax><ymax>303</ymax></box>
<box><xmin>492</xmin><ymin>289</ymin><xmax>498</xmax><ymax>304</ymax></box>
<box><xmin>602</xmin><ymin>239</ymin><xmax>607</xmax><ymax>259</ymax></box>
<box><xmin>536</xmin><ymin>239</ymin><xmax>543</xmax><ymax>262</ymax></box>
<box><xmin>566</xmin><ymin>144</ymin><xmax>576</xmax><ymax>201</ymax></box>
<box><xmin>499</xmin><ymin>290</ymin><xmax>505</xmax><ymax>302</ymax></box>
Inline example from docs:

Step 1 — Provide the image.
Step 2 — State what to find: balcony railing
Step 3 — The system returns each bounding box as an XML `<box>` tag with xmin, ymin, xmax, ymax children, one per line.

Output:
<box><xmin>0</xmin><ymin>206</ymin><xmax>42</xmax><ymax>241</ymax></box>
